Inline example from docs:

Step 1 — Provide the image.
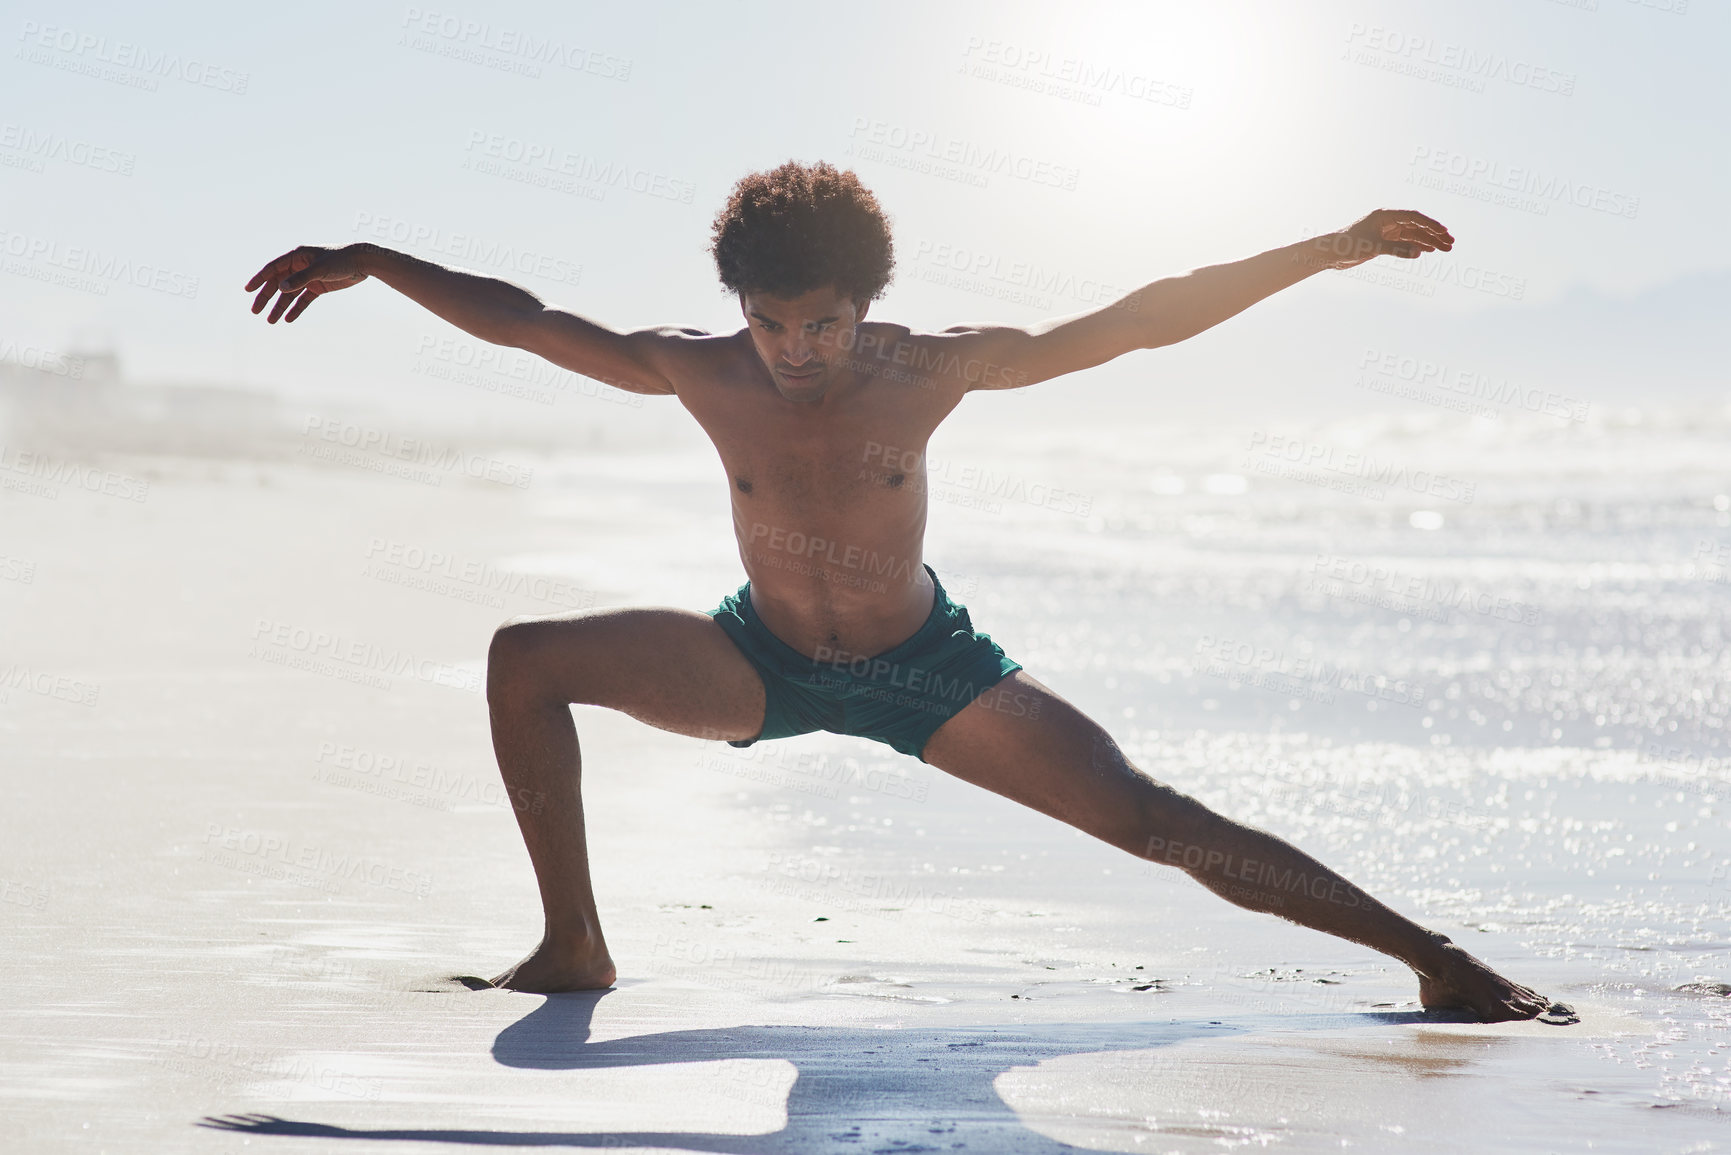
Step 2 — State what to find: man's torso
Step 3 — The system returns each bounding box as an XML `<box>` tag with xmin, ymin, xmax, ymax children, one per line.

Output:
<box><xmin>662</xmin><ymin>325</ymin><xmax>968</xmax><ymax>659</ymax></box>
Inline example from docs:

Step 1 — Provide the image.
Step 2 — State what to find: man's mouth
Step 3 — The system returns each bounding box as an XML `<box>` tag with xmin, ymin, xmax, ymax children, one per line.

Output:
<box><xmin>778</xmin><ymin>366</ymin><xmax>821</xmax><ymax>382</ymax></box>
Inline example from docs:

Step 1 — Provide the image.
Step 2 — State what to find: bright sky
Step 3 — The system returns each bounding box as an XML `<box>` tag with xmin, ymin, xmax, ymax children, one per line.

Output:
<box><xmin>1</xmin><ymin>0</ymin><xmax>1723</xmax><ymax>415</ymax></box>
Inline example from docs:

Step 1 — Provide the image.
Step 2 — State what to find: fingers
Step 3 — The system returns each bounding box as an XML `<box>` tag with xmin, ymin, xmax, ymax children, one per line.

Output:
<box><xmin>266</xmin><ymin>286</ymin><xmax>303</xmax><ymax>323</ymax></box>
<box><xmin>1391</xmin><ymin>211</ymin><xmax>1454</xmax><ymax>251</ymax></box>
<box><xmin>1380</xmin><ymin>226</ymin><xmax>1449</xmax><ymax>259</ymax></box>
<box><xmin>248</xmin><ymin>251</ymin><xmax>307</xmax><ymax>316</ymax></box>
<box><xmin>244</xmin><ymin>249</ymin><xmax>307</xmax><ymax>294</ymax></box>
<box><xmin>246</xmin><ymin>247</ymin><xmax>344</xmax><ymax>322</ymax></box>
<box><xmin>282</xmin><ymin>284</ymin><xmax>324</xmax><ymax>322</ymax></box>
<box><xmin>279</xmin><ymin>262</ymin><xmax>320</xmax><ymax>294</ymax></box>
<box><xmin>1406</xmin><ymin>209</ymin><xmax>1453</xmax><ymax>242</ymax></box>
<box><xmin>243</xmin><ymin>258</ymin><xmax>283</xmax><ymax>293</ymax></box>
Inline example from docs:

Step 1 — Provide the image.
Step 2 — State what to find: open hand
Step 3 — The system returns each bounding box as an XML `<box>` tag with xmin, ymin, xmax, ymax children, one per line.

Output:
<box><xmin>245</xmin><ymin>244</ymin><xmax>369</xmax><ymax>323</ymax></box>
<box><xmin>1311</xmin><ymin>210</ymin><xmax>1454</xmax><ymax>271</ymax></box>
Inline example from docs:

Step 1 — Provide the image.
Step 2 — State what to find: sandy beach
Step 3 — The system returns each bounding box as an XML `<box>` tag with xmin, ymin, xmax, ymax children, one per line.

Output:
<box><xmin>3</xmin><ymin>0</ymin><xmax>1727</xmax><ymax>1146</ymax></box>
<box><xmin>3</xmin><ymin>391</ymin><xmax>1728</xmax><ymax>1153</ymax></box>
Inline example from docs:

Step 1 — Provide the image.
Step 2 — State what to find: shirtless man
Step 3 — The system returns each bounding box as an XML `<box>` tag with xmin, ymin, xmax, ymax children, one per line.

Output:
<box><xmin>246</xmin><ymin>160</ymin><xmax>1567</xmax><ymax>1023</ymax></box>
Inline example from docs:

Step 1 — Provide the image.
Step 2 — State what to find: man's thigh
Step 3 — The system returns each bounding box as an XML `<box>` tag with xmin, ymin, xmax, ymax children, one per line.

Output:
<box><xmin>490</xmin><ymin>606</ymin><xmax>766</xmax><ymax>742</ymax></box>
<box><xmin>920</xmin><ymin>669</ymin><xmax>1209</xmax><ymax>854</ymax></box>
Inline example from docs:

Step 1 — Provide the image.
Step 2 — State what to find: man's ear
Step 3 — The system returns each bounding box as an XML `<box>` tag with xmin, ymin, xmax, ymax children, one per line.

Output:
<box><xmin>854</xmin><ymin>297</ymin><xmax>871</xmax><ymax>322</ymax></box>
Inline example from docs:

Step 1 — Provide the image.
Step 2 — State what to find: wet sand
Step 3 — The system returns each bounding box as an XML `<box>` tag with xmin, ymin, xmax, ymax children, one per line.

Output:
<box><xmin>3</xmin><ymin>407</ymin><xmax>1727</xmax><ymax>1152</ymax></box>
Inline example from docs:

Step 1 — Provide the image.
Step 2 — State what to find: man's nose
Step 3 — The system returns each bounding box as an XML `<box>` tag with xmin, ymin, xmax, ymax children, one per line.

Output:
<box><xmin>784</xmin><ymin>335</ymin><xmax>814</xmax><ymax>364</ymax></box>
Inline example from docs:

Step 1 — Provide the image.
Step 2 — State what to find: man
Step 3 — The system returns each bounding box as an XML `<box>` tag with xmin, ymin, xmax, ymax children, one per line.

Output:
<box><xmin>246</xmin><ymin>160</ymin><xmax>1569</xmax><ymax>1023</ymax></box>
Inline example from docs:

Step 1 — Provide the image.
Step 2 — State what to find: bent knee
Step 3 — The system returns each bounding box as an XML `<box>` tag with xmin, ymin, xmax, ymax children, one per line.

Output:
<box><xmin>486</xmin><ymin>615</ymin><xmax>599</xmax><ymax>706</ymax></box>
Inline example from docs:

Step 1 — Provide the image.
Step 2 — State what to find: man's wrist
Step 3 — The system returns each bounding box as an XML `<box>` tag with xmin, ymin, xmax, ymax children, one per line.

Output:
<box><xmin>349</xmin><ymin>241</ymin><xmax>390</xmax><ymax>277</ymax></box>
<box><xmin>1285</xmin><ymin>234</ymin><xmax>1344</xmax><ymax>275</ymax></box>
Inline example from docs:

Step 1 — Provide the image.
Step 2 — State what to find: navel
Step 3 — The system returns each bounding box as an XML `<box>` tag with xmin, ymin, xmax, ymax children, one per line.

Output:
<box><xmin>735</xmin><ymin>476</ymin><xmax>753</xmax><ymax>494</ymax></box>
<box><xmin>887</xmin><ymin>473</ymin><xmax>904</xmax><ymax>488</ymax></box>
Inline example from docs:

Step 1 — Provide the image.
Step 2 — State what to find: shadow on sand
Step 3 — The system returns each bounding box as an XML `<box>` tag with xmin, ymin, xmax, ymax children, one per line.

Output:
<box><xmin>200</xmin><ymin>992</ymin><xmax>1445</xmax><ymax>1151</ymax></box>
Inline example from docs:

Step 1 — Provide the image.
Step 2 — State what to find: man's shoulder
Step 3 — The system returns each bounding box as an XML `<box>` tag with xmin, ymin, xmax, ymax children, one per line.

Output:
<box><xmin>633</xmin><ymin>326</ymin><xmax>767</xmax><ymax>400</ymax></box>
<box><xmin>854</xmin><ymin>320</ymin><xmax>973</xmax><ymax>343</ymax></box>
<box><xmin>640</xmin><ymin>324</ymin><xmax>740</xmax><ymax>345</ymax></box>
<box><xmin>842</xmin><ymin>322</ymin><xmax>1013</xmax><ymax>386</ymax></box>
<box><xmin>636</xmin><ymin>325</ymin><xmax>750</xmax><ymax>367</ymax></box>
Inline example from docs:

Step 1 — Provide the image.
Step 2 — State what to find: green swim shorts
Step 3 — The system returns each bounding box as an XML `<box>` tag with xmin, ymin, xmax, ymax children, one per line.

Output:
<box><xmin>709</xmin><ymin>565</ymin><xmax>1023</xmax><ymax>762</ymax></box>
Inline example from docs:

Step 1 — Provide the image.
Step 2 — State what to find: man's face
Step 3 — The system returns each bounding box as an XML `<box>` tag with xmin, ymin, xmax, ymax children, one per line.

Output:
<box><xmin>740</xmin><ymin>285</ymin><xmax>869</xmax><ymax>402</ymax></box>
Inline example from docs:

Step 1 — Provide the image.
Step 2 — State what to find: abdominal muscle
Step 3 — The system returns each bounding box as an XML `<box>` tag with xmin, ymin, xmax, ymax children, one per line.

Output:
<box><xmin>732</xmin><ymin>505</ymin><xmax>935</xmax><ymax>660</ymax></box>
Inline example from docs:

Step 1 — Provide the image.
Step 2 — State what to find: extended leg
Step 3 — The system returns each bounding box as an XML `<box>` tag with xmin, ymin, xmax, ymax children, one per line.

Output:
<box><xmin>921</xmin><ymin>670</ymin><xmax>1556</xmax><ymax>1022</ymax></box>
<box><xmin>483</xmin><ymin>606</ymin><xmax>766</xmax><ymax>993</ymax></box>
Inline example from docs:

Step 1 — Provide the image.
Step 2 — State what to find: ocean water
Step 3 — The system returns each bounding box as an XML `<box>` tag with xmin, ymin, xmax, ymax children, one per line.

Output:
<box><xmin>515</xmin><ymin>401</ymin><xmax>1731</xmax><ymax>1118</ymax></box>
<box><xmin>6</xmin><ymin>393</ymin><xmax>1730</xmax><ymax>1151</ymax></box>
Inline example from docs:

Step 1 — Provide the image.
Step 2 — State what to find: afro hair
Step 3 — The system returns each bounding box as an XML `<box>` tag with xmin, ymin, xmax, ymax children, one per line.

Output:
<box><xmin>709</xmin><ymin>160</ymin><xmax>894</xmax><ymax>303</ymax></box>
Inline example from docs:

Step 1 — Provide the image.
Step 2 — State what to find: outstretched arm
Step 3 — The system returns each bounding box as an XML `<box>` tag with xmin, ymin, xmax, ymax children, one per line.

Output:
<box><xmin>931</xmin><ymin>209</ymin><xmax>1453</xmax><ymax>391</ymax></box>
<box><xmin>244</xmin><ymin>243</ymin><xmax>679</xmax><ymax>395</ymax></box>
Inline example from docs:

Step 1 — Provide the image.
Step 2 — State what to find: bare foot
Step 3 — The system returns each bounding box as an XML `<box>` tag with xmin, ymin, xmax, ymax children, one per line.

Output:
<box><xmin>1416</xmin><ymin>940</ymin><xmax>1573</xmax><ymax>1024</ymax></box>
<box><xmin>488</xmin><ymin>939</ymin><xmax>617</xmax><ymax>993</ymax></box>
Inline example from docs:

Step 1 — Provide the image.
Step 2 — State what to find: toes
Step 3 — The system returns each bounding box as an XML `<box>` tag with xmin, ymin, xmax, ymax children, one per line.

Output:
<box><xmin>1537</xmin><ymin>1001</ymin><xmax>1580</xmax><ymax>1026</ymax></box>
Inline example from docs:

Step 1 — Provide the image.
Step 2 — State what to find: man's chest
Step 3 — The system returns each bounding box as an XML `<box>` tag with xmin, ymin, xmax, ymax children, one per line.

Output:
<box><xmin>722</xmin><ymin>431</ymin><xmax>918</xmax><ymax>516</ymax></box>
